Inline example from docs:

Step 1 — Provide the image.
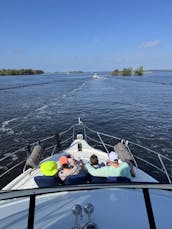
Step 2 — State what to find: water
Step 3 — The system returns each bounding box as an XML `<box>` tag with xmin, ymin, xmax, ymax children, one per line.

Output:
<box><xmin>0</xmin><ymin>71</ymin><xmax>172</xmax><ymax>185</ymax></box>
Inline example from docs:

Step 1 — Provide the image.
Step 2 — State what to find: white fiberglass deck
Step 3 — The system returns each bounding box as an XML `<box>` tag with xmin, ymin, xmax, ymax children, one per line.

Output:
<box><xmin>0</xmin><ymin>187</ymin><xmax>172</xmax><ymax>229</ymax></box>
<box><xmin>3</xmin><ymin>139</ymin><xmax>157</xmax><ymax>191</ymax></box>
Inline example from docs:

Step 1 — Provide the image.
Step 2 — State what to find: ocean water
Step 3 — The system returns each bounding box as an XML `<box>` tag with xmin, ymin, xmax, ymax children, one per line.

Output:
<box><xmin>0</xmin><ymin>71</ymin><xmax>172</xmax><ymax>185</ymax></box>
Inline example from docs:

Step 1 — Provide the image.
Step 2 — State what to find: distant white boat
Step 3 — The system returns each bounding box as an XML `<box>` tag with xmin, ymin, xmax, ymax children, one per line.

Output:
<box><xmin>93</xmin><ymin>73</ymin><xmax>101</xmax><ymax>79</ymax></box>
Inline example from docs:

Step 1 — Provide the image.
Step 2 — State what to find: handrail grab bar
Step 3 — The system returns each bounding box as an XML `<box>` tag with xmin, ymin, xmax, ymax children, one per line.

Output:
<box><xmin>0</xmin><ymin>160</ymin><xmax>25</xmax><ymax>179</ymax></box>
<box><xmin>134</xmin><ymin>155</ymin><xmax>169</xmax><ymax>175</ymax></box>
<box><xmin>84</xmin><ymin>124</ymin><xmax>172</xmax><ymax>162</ymax></box>
<box><xmin>1</xmin><ymin>183</ymin><xmax>172</xmax><ymax>201</ymax></box>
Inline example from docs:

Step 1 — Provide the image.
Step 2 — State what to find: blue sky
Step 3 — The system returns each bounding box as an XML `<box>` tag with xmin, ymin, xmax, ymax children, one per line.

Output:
<box><xmin>0</xmin><ymin>0</ymin><xmax>172</xmax><ymax>71</ymax></box>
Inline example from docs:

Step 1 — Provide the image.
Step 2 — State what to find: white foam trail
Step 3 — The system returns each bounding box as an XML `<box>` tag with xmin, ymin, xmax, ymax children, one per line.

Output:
<box><xmin>0</xmin><ymin>118</ymin><xmax>19</xmax><ymax>135</ymax></box>
<box><xmin>37</xmin><ymin>79</ymin><xmax>90</xmax><ymax>112</ymax></box>
<box><xmin>11</xmin><ymin>154</ymin><xmax>18</xmax><ymax>161</ymax></box>
<box><xmin>69</xmin><ymin>80</ymin><xmax>88</xmax><ymax>96</ymax></box>
<box><xmin>36</xmin><ymin>105</ymin><xmax>48</xmax><ymax>112</ymax></box>
<box><xmin>51</xmin><ymin>81</ymin><xmax>88</xmax><ymax>105</ymax></box>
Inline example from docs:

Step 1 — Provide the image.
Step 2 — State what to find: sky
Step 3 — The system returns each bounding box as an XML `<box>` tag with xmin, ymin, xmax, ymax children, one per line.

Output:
<box><xmin>0</xmin><ymin>0</ymin><xmax>172</xmax><ymax>72</ymax></box>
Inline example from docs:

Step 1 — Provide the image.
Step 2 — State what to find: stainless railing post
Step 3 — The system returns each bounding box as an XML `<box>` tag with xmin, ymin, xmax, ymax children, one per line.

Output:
<box><xmin>97</xmin><ymin>132</ymin><xmax>109</xmax><ymax>154</ymax></box>
<box><xmin>158</xmin><ymin>154</ymin><xmax>172</xmax><ymax>183</ymax></box>
<box><xmin>84</xmin><ymin>126</ymin><xmax>87</xmax><ymax>141</ymax></box>
<box><xmin>73</xmin><ymin>125</ymin><xmax>75</xmax><ymax>141</ymax></box>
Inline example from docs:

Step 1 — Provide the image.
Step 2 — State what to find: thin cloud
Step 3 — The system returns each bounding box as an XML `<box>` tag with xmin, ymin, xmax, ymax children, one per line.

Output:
<box><xmin>140</xmin><ymin>40</ymin><xmax>160</xmax><ymax>48</ymax></box>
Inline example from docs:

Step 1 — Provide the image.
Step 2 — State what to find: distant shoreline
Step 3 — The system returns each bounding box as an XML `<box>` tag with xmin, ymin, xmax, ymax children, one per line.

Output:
<box><xmin>0</xmin><ymin>69</ymin><xmax>44</xmax><ymax>76</ymax></box>
<box><xmin>0</xmin><ymin>69</ymin><xmax>172</xmax><ymax>76</ymax></box>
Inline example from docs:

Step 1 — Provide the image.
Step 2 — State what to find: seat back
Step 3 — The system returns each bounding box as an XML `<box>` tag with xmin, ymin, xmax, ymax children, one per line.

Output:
<box><xmin>106</xmin><ymin>176</ymin><xmax>131</xmax><ymax>183</ymax></box>
<box><xmin>90</xmin><ymin>176</ymin><xmax>131</xmax><ymax>184</ymax></box>
<box><xmin>34</xmin><ymin>176</ymin><xmax>59</xmax><ymax>187</ymax></box>
<box><xmin>90</xmin><ymin>176</ymin><xmax>107</xmax><ymax>184</ymax></box>
<box><xmin>64</xmin><ymin>173</ymin><xmax>89</xmax><ymax>185</ymax></box>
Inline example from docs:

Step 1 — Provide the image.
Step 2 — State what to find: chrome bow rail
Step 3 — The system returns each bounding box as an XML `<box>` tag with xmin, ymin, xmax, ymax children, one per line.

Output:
<box><xmin>0</xmin><ymin>118</ymin><xmax>172</xmax><ymax>185</ymax></box>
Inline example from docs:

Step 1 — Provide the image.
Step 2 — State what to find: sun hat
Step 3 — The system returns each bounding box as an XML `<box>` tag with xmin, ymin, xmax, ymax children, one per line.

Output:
<box><xmin>59</xmin><ymin>156</ymin><xmax>68</xmax><ymax>166</ymax></box>
<box><xmin>40</xmin><ymin>161</ymin><xmax>58</xmax><ymax>176</ymax></box>
<box><xmin>109</xmin><ymin>151</ymin><xmax>119</xmax><ymax>162</ymax></box>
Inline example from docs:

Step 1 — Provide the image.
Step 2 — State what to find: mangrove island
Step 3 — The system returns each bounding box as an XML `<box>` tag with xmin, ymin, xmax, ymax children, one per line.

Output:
<box><xmin>0</xmin><ymin>69</ymin><xmax>44</xmax><ymax>76</ymax></box>
<box><xmin>111</xmin><ymin>66</ymin><xmax>144</xmax><ymax>76</ymax></box>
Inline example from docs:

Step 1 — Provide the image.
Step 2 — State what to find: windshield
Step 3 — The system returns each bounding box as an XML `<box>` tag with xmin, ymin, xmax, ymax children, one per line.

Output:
<box><xmin>0</xmin><ymin>0</ymin><xmax>172</xmax><ymax>190</ymax></box>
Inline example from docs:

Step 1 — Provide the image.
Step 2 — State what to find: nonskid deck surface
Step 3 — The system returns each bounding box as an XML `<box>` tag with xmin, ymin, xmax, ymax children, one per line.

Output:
<box><xmin>2</xmin><ymin>139</ymin><xmax>157</xmax><ymax>190</ymax></box>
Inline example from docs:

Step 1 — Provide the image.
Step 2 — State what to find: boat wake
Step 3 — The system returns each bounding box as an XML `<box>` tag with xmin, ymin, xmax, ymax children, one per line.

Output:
<box><xmin>52</xmin><ymin>79</ymin><xmax>90</xmax><ymax>104</ymax></box>
<box><xmin>35</xmin><ymin>105</ymin><xmax>49</xmax><ymax>113</ymax></box>
<box><xmin>0</xmin><ymin>118</ymin><xmax>19</xmax><ymax>135</ymax></box>
<box><xmin>0</xmin><ymin>79</ymin><xmax>90</xmax><ymax>137</ymax></box>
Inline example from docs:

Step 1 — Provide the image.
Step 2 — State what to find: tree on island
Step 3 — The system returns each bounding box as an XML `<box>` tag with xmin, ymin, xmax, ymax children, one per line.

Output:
<box><xmin>133</xmin><ymin>66</ymin><xmax>144</xmax><ymax>76</ymax></box>
<box><xmin>111</xmin><ymin>69</ymin><xmax>120</xmax><ymax>76</ymax></box>
<box><xmin>111</xmin><ymin>66</ymin><xmax>144</xmax><ymax>76</ymax></box>
<box><xmin>121</xmin><ymin>67</ymin><xmax>132</xmax><ymax>76</ymax></box>
<box><xmin>0</xmin><ymin>69</ymin><xmax>44</xmax><ymax>76</ymax></box>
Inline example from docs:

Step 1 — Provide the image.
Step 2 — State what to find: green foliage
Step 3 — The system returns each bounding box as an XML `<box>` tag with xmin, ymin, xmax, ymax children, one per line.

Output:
<box><xmin>111</xmin><ymin>69</ymin><xmax>120</xmax><ymax>76</ymax></box>
<box><xmin>0</xmin><ymin>69</ymin><xmax>44</xmax><ymax>76</ymax></box>
<box><xmin>121</xmin><ymin>67</ymin><xmax>132</xmax><ymax>76</ymax></box>
<box><xmin>111</xmin><ymin>66</ymin><xmax>144</xmax><ymax>76</ymax></box>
